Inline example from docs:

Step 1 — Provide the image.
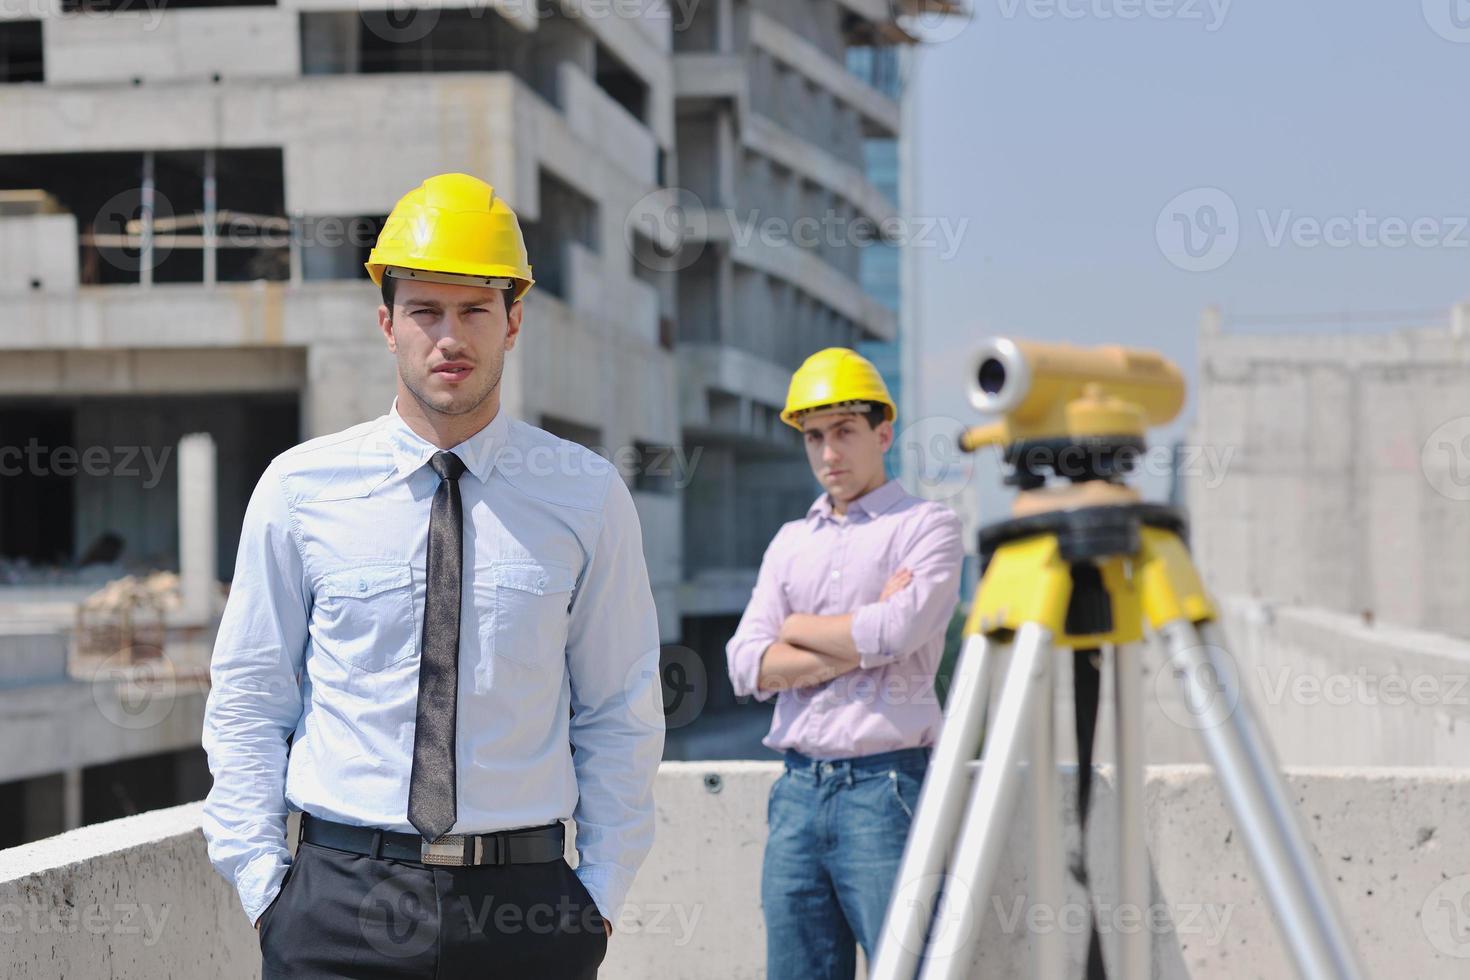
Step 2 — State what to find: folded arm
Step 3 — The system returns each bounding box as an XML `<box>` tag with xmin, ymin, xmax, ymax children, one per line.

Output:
<box><xmin>781</xmin><ymin>513</ymin><xmax>964</xmax><ymax>671</ymax></box>
<box><xmin>755</xmin><ymin>641</ymin><xmax>856</xmax><ymax>692</ymax></box>
<box><xmin>778</xmin><ymin>566</ymin><xmax>917</xmax><ymax>663</ymax></box>
<box><xmin>726</xmin><ymin>532</ymin><xmax>801</xmax><ymax>700</ymax></box>
<box><xmin>848</xmin><ymin>511</ymin><xmax>965</xmax><ymax>669</ymax></box>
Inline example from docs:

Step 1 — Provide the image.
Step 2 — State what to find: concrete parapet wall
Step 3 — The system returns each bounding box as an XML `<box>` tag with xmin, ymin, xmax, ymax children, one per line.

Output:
<box><xmin>3</xmin><ymin>764</ymin><xmax>1468</xmax><ymax>978</ymax></box>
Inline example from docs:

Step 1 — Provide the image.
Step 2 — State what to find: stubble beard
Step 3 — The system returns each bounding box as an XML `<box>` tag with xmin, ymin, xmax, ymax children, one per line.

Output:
<box><xmin>401</xmin><ymin>349</ymin><xmax>505</xmax><ymax>419</ymax></box>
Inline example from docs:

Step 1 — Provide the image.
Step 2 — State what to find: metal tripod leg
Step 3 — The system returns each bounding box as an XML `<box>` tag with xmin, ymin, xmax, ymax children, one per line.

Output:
<box><xmin>918</xmin><ymin>623</ymin><xmax>1055</xmax><ymax>980</ymax></box>
<box><xmin>871</xmin><ymin>632</ymin><xmax>998</xmax><ymax>980</ymax></box>
<box><xmin>1113</xmin><ymin>642</ymin><xmax>1150</xmax><ymax>980</ymax></box>
<box><xmin>1160</xmin><ymin>619</ymin><xmax>1367</xmax><ymax>980</ymax></box>
<box><xmin>1031</xmin><ymin>636</ymin><xmax>1065</xmax><ymax>979</ymax></box>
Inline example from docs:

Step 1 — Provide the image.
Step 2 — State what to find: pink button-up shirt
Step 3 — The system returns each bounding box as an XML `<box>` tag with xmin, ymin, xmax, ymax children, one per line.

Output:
<box><xmin>725</xmin><ymin>480</ymin><xmax>965</xmax><ymax>759</ymax></box>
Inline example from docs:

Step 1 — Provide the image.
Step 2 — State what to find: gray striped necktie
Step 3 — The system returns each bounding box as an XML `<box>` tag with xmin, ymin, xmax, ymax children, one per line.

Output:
<box><xmin>407</xmin><ymin>450</ymin><xmax>466</xmax><ymax>841</ymax></box>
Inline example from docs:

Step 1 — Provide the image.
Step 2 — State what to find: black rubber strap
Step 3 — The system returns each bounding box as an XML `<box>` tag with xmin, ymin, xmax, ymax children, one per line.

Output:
<box><xmin>1073</xmin><ymin>648</ymin><xmax>1108</xmax><ymax>980</ymax></box>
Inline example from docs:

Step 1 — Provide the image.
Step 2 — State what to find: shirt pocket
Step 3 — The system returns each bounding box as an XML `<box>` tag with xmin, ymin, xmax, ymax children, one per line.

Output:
<box><xmin>479</xmin><ymin>559</ymin><xmax>577</xmax><ymax>670</ymax></box>
<box><xmin>313</xmin><ymin>562</ymin><xmax>418</xmax><ymax>672</ymax></box>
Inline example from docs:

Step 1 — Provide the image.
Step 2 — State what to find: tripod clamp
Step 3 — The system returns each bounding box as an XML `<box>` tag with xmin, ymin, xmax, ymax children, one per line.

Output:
<box><xmin>979</xmin><ymin>502</ymin><xmax>1187</xmax><ymax>567</ymax></box>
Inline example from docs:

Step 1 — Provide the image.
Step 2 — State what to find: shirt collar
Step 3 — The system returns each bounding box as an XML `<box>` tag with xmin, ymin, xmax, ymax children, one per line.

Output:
<box><xmin>806</xmin><ymin>478</ymin><xmax>905</xmax><ymax>524</ymax></box>
<box><xmin>384</xmin><ymin>396</ymin><xmax>509</xmax><ymax>484</ymax></box>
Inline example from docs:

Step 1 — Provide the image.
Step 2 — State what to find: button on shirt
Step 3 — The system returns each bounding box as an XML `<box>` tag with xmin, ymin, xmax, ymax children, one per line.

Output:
<box><xmin>725</xmin><ymin>480</ymin><xmax>964</xmax><ymax>759</ymax></box>
<box><xmin>201</xmin><ymin>398</ymin><xmax>665</xmax><ymax>926</ymax></box>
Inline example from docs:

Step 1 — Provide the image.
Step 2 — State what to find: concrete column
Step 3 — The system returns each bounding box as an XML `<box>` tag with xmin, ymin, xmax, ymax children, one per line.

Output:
<box><xmin>531</xmin><ymin>18</ymin><xmax>595</xmax><ymax>105</ymax></box>
<box><xmin>715</xmin><ymin>109</ymin><xmax>736</xmax><ymax>209</ymax></box>
<box><xmin>1199</xmin><ymin>303</ymin><xmax>1223</xmax><ymax>337</ymax></box>
<box><xmin>715</xmin><ymin>0</ymin><xmax>733</xmax><ymax>52</ymax></box>
<box><xmin>715</xmin><ymin>251</ymin><xmax>734</xmax><ymax>347</ymax></box>
<box><xmin>203</xmin><ymin>148</ymin><xmax>217</xmax><ymax>287</ymax></box>
<box><xmin>140</xmin><ymin>150</ymin><xmax>155</xmax><ymax>289</ymax></box>
<box><xmin>63</xmin><ymin>767</ymin><xmax>82</xmax><ymax>831</ymax></box>
<box><xmin>178</xmin><ymin>433</ymin><xmax>217</xmax><ymax>624</ymax></box>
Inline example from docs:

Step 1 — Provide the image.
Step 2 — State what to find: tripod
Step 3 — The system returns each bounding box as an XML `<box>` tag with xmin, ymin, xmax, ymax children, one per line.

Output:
<box><xmin>869</xmin><ymin>474</ymin><xmax>1366</xmax><ymax>980</ymax></box>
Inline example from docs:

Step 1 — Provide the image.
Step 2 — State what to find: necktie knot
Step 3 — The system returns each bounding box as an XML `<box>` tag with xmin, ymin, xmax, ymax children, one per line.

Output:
<box><xmin>430</xmin><ymin>451</ymin><xmax>466</xmax><ymax>482</ymax></box>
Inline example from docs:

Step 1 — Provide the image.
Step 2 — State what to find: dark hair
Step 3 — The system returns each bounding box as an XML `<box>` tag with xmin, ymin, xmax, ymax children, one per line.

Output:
<box><xmin>802</xmin><ymin>402</ymin><xmax>890</xmax><ymax>430</ymax></box>
<box><xmin>862</xmin><ymin>402</ymin><xmax>889</xmax><ymax>430</ymax></box>
<box><xmin>380</xmin><ymin>274</ymin><xmax>515</xmax><ymax>316</ymax></box>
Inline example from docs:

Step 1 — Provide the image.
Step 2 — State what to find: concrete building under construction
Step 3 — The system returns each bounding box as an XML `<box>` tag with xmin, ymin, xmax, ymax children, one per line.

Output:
<box><xmin>0</xmin><ymin>0</ymin><xmax>944</xmax><ymax>840</ymax></box>
<box><xmin>1188</xmin><ymin>305</ymin><xmax>1470</xmax><ymax>639</ymax></box>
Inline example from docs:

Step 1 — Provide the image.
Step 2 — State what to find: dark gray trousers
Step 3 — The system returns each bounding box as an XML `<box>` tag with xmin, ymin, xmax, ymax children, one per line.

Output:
<box><xmin>258</xmin><ymin>839</ymin><xmax>608</xmax><ymax>979</ymax></box>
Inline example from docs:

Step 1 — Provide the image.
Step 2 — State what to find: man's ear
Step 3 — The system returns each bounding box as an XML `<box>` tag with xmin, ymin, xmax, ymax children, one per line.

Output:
<box><xmin>504</xmin><ymin>299</ymin><xmax>524</xmax><ymax>351</ymax></box>
<box><xmin>377</xmin><ymin>304</ymin><xmax>396</xmax><ymax>353</ymax></box>
<box><xmin>876</xmin><ymin>418</ymin><xmax>896</xmax><ymax>454</ymax></box>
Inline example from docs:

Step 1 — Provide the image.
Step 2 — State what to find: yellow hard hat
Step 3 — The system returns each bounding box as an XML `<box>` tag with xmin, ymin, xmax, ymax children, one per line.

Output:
<box><xmin>365</xmin><ymin>173</ymin><xmax>535</xmax><ymax>302</ymax></box>
<box><xmin>781</xmin><ymin>347</ymin><xmax>897</xmax><ymax>429</ymax></box>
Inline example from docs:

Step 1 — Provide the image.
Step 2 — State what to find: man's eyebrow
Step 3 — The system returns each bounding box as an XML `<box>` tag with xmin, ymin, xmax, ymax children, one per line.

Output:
<box><xmin>400</xmin><ymin>296</ymin><xmax>498</xmax><ymax>309</ymax></box>
<box><xmin>804</xmin><ymin>417</ymin><xmax>858</xmax><ymax>437</ymax></box>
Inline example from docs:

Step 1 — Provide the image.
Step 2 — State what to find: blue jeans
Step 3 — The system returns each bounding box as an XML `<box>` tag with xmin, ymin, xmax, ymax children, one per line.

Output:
<box><xmin>762</xmin><ymin>746</ymin><xmax>930</xmax><ymax>980</ymax></box>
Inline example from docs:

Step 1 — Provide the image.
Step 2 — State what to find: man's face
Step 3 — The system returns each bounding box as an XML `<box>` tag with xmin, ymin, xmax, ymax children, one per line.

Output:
<box><xmin>377</xmin><ymin>280</ymin><xmax>521</xmax><ymax>418</ymax></box>
<box><xmin>801</xmin><ymin>411</ymin><xmax>893</xmax><ymax>503</ymax></box>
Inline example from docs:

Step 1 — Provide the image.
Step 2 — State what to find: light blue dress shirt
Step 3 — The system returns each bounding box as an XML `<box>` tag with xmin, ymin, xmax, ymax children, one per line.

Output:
<box><xmin>200</xmin><ymin>398</ymin><xmax>665</xmax><ymax>927</ymax></box>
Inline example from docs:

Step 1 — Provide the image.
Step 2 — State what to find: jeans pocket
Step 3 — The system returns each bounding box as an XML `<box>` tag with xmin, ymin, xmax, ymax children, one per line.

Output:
<box><xmin>766</xmin><ymin>770</ymin><xmax>788</xmax><ymax>825</ymax></box>
<box><xmin>888</xmin><ymin>769</ymin><xmax>918</xmax><ymax>821</ymax></box>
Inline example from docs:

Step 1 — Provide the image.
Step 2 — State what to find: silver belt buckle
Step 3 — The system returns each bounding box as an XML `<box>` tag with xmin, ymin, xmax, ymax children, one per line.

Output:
<box><xmin>421</xmin><ymin>835</ymin><xmax>477</xmax><ymax>866</ymax></box>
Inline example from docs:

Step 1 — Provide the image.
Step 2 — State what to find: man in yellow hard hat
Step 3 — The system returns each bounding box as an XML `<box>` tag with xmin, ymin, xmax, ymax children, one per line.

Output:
<box><xmin>201</xmin><ymin>173</ymin><xmax>663</xmax><ymax>979</ymax></box>
<box><xmin>726</xmin><ymin>347</ymin><xmax>964</xmax><ymax>980</ymax></box>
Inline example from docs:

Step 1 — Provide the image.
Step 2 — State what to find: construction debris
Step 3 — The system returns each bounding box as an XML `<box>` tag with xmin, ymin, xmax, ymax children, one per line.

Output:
<box><xmin>73</xmin><ymin>571</ymin><xmax>180</xmax><ymax>662</ymax></box>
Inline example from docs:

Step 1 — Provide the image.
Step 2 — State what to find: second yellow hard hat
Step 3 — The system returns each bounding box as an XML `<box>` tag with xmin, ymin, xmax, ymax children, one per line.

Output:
<box><xmin>781</xmin><ymin>348</ymin><xmax>897</xmax><ymax>429</ymax></box>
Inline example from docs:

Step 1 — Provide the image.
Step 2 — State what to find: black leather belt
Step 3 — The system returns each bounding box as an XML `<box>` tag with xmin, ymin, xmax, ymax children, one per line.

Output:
<box><xmin>300</xmin><ymin>812</ymin><xmax>566</xmax><ymax>867</ymax></box>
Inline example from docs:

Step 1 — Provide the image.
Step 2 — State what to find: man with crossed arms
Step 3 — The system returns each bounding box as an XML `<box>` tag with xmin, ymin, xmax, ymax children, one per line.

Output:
<box><xmin>726</xmin><ymin>348</ymin><xmax>964</xmax><ymax>980</ymax></box>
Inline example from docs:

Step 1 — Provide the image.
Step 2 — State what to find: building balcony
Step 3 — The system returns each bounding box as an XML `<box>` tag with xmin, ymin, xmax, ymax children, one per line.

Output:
<box><xmin>747</xmin><ymin>10</ymin><xmax>900</xmax><ymax>137</ymax></box>
<box><xmin>0</xmin><ymin>67</ymin><xmax>657</xmax><ymax>217</ymax></box>
<box><xmin>672</xmin><ymin>51</ymin><xmax>747</xmax><ymax>105</ymax></box>
<box><xmin>676</xmin><ymin>343</ymin><xmax>792</xmax><ymax>446</ymax></box>
<box><xmin>672</xmin><ymin>57</ymin><xmax>898</xmax><ymax>228</ymax></box>
<box><xmin>664</xmin><ymin>210</ymin><xmax>895</xmax><ymax>344</ymax></box>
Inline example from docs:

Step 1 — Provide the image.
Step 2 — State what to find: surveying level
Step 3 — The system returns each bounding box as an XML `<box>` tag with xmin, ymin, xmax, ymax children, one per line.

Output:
<box><xmin>870</xmin><ymin>339</ymin><xmax>1366</xmax><ymax>980</ymax></box>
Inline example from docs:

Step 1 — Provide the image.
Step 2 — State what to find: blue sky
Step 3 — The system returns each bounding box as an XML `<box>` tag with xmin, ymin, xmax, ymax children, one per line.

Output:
<box><xmin>907</xmin><ymin>0</ymin><xmax>1470</xmax><ymax>497</ymax></box>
